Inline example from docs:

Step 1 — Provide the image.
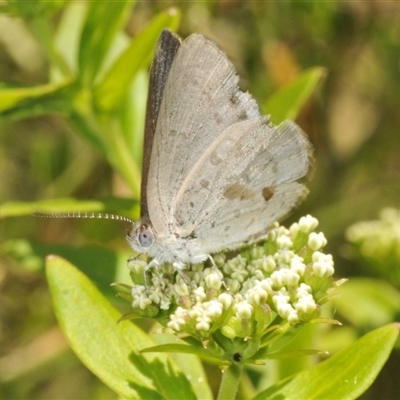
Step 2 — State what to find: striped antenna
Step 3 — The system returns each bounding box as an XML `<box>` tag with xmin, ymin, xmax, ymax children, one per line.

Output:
<box><xmin>32</xmin><ymin>211</ymin><xmax>134</xmax><ymax>224</ymax></box>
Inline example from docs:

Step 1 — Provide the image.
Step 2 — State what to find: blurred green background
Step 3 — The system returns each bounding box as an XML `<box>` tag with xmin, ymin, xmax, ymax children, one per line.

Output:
<box><xmin>1</xmin><ymin>1</ymin><xmax>400</xmax><ymax>399</ymax></box>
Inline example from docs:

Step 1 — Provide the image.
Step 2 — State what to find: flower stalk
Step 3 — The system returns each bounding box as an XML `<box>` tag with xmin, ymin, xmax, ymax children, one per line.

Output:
<box><xmin>217</xmin><ymin>361</ymin><xmax>244</xmax><ymax>400</ymax></box>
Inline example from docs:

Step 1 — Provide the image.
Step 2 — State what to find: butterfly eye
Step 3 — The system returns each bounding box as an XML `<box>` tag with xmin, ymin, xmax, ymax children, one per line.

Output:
<box><xmin>138</xmin><ymin>226</ymin><xmax>154</xmax><ymax>248</ymax></box>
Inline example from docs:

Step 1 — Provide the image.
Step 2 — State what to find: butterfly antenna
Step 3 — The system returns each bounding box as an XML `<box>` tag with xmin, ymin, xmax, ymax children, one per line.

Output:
<box><xmin>32</xmin><ymin>211</ymin><xmax>134</xmax><ymax>224</ymax></box>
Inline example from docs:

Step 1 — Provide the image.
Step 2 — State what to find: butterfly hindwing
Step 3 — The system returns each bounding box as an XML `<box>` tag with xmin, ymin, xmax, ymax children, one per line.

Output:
<box><xmin>173</xmin><ymin>120</ymin><xmax>312</xmax><ymax>253</ymax></box>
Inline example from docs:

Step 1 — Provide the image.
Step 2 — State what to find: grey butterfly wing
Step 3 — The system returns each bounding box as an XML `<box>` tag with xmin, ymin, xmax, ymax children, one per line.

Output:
<box><xmin>147</xmin><ymin>34</ymin><xmax>260</xmax><ymax>235</ymax></box>
<box><xmin>141</xmin><ymin>29</ymin><xmax>181</xmax><ymax>223</ymax></box>
<box><xmin>173</xmin><ymin>119</ymin><xmax>313</xmax><ymax>253</ymax></box>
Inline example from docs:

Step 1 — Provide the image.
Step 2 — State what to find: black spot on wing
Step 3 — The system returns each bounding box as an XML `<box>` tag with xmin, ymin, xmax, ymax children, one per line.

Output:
<box><xmin>262</xmin><ymin>187</ymin><xmax>275</xmax><ymax>201</ymax></box>
<box><xmin>238</xmin><ymin>110</ymin><xmax>248</xmax><ymax>120</ymax></box>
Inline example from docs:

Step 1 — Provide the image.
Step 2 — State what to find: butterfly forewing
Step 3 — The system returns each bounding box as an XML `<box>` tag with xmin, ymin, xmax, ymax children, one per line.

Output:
<box><xmin>141</xmin><ymin>29</ymin><xmax>181</xmax><ymax>223</ymax></box>
<box><xmin>147</xmin><ymin>34</ymin><xmax>261</xmax><ymax>235</ymax></box>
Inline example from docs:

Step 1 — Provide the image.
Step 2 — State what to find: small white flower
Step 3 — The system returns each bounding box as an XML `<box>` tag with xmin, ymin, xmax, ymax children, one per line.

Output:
<box><xmin>224</xmin><ymin>255</ymin><xmax>246</xmax><ymax>275</ymax></box>
<box><xmin>213</xmin><ymin>253</ymin><xmax>226</xmax><ymax>267</ymax></box>
<box><xmin>289</xmin><ymin>222</ymin><xmax>300</xmax><ymax>236</ymax></box>
<box><xmin>195</xmin><ymin>310</ymin><xmax>211</xmax><ymax>331</ymax></box>
<box><xmin>286</xmin><ymin>270</ymin><xmax>301</xmax><ymax>286</ymax></box>
<box><xmin>167</xmin><ymin>320</ymin><xmax>182</xmax><ymax>331</ymax></box>
<box><xmin>312</xmin><ymin>252</ymin><xmax>334</xmax><ymax>277</ymax></box>
<box><xmin>242</xmin><ymin>277</ymin><xmax>259</xmax><ymax>292</ymax></box>
<box><xmin>226</xmin><ymin>278</ymin><xmax>241</xmax><ymax>293</ymax></box>
<box><xmin>273</xmin><ymin>289</ymin><xmax>298</xmax><ymax>321</ymax></box>
<box><xmin>290</xmin><ymin>255</ymin><xmax>306</xmax><ymax>276</ymax></box>
<box><xmin>276</xmin><ymin>234</ymin><xmax>293</xmax><ymax>249</ymax></box>
<box><xmin>148</xmin><ymin>290</ymin><xmax>162</xmax><ymax>305</ymax></box>
<box><xmin>191</xmin><ymin>270</ymin><xmax>205</xmax><ymax>284</ymax></box>
<box><xmin>287</xmin><ymin>311</ymin><xmax>300</xmax><ymax>323</ymax></box>
<box><xmin>218</xmin><ymin>293</ymin><xmax>233</xmax><ymax>309</ymax></box>
<box><xmin>250</xmin><ymin>246</ymin><xmax>265</xmax><ymax>260</ymax></box>
<box><xmin>205</xmin><ymin>272</ymin><xmax>222</xmax><ymax>290</ymax></box>
<box><xmin>271</xmin><ymin>269</ymin><xmax>299</xmax><ymax>287</ymax></box>
<box><xmin>259</xmin><ymin>278</ymin><xmax>273</xmax><ymax>293</ymax></box>
<box><xmin>196</xmin><ymin>320</ymin><xmax>211</xmax><ymax>331</ymax></box>
<box><xmin>299</xmin><ymin>215</ymin><xmax>319</xmax><ymax>232</ymax></box>
<box><xmin>295</xmin><ymin>295</ymin><xmax>317</xmax><ymax>314</ymax></box>
<box><xmin>236</xmin><ymin>301</ymin><xmax>253</xmax><ymax>320</ymax></box>
<box><xmin>127</xmin><ymin>258</ymin><xmax>147</xmax><ymax>272</ymax></box>
<box><xmin>267</xmin><ymin>228</ymin><xmax>278</xmax><ymax>242</ymax></box>
<box><xmin>252</xmin><ymin>269</ymin><xmax>266</xmax><ymax>281</ymax></box>
<box><xmin>251</xmin><ymin>255</ymin><xmax>276</xmax><ymax>274</ymax></box>
<box><xmin>160</xmin><ymin>297</ymin><xmax>171</xmax><ymax>310</ymax></box>
<box><xmin>276</xmin><ymin>249</ymin><xmax>295</xmax><ymax>264</ymax></box>
<box><xmin>168</xmin><ymin>309</ymin><xmax>186</xmax><ymax>331</ymax></box>
<box><xmin>205</xmin><ymin>300</ymin><xmax>224</xmax><ymax>318</ymax></box>
<box><xmin>270</xmin><ymin>270</ymin><xmax>285</xmax><ymax>287</ymax></box>
<box><xmin>297</xmin><ymin>283</ymin><xmax>312</xmax><ymax>297</ymax></box>
<box><xmin>276</xmin><ymin>300</ymin><xmax>295</xmax><ymax>320</ymax></box>
<box><xmin>272</xmin><ymin>290</ymin><xmax>290</xmax><ymax>309</ymax></box>
<box><xmin>131</xmin><ymin>286</ymin><xmax>152</xmax><ymax>310</ymax></box>
<box><xmin>231</xmin><ymin>267</ymin><xmax>249</xmax><ymax>283</ymax></box>
<box><xmin>193</xmin><ymin>286</ymin><xmax>206</xmax><ymax>302</ymax></box>
<box><xmin>246</xmin><ymin>285</ymin><xmax>268</xmax><ymax>304</ymax></box>
<box><xmin>174</xmin><ymin>280</ymin><xmax>190</xmax><ymax>296</ymax></box>
<box><xmin>264</xmin><ymin>255</ymin><xmax>277</xmax><ymax>272</ymax></box>
<box><xmin>188</xmin><ymin>306</ymin><xmax>203</xmax><ymax>319</ymax></box>
<box><xmin>308</xmin><ymin>232</ymin><xmax>327</xmax><ymax>250</ymax></box>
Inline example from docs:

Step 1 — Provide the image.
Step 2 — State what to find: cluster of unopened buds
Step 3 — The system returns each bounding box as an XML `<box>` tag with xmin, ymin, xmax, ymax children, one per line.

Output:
<box><xmin>122</xmin><ymin>215</ymin><xmax>341</xmax><ymax>350</ymax></box>
<box><xmin>346</xmin><ymin>207</ymin><xmax>400</xmax><ymax>286</ymax></box>
<box><xmin>346</xmin><ymin>207</ymin><xmax>400</xmax><ymax>261</ymax></box>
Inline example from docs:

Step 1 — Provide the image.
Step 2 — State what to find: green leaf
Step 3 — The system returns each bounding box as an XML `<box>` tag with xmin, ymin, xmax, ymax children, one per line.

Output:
<box><xmin>95</xmin><ymin>8</ymin><xmax>181</xmax><ymax>111</ymax></box>
<box><xmin>263</xmin><ymin>67</ymin><xmax>326</xmax><ymax>123</ymax></box>
<box><xmin>46</xmin><ymin>256</ymin><xmax>197</xmax><ymax>399</ymax></box>
<box><xmin>5</xmin><ymin>0</ymin><xmax>68</xmax><ymax>18</ymax></box>
<box><xmin>2</xmin><ymin>240</ymin><xmax>131</xmax><ymax>299</ymax></box>
<box><xmin>141</xmin><ymin>343</ymin><xmax>223</xmax><ymax>363</ymax></box>
<box><xmin>0</xmin><ymin>78</ymin><xmax>76</xmax><ymax>119</ymax></box>
<box><xmin>67</xmin><ymin>107</ymin><xmax>109</xmax><ymax>153</ymax></box>
<box><xmin>333</xmin><ymin>278</ymin><xmax>400</xmax><ymax>328</ymax></box>
<box><xmin>119</xmin><ymin>69</ymin><xmax>148</xmax><ymax>160</ymax></box>
<box><xmin>78</xmin><ymin>0</ymin><xmax>133</xmax><ymax>85</ymax></box>
<box><xmin>253</xmin><ymin>323</ymin><xmax>399</xmax><ymax>400</ymax></box>
<box><xmin>251</xmin><ymin>349</ymin><xmax>326</xmax><ymax>363</ymax></box>
<box><xmin>152</xmin><ymin>334</ymin><xmax>214</xmax><ymax>400</ymax></box>
<box><xmin>53</xmin><ymin>1</ymin><xmax>88</xmax><ymax>78</ymax></box>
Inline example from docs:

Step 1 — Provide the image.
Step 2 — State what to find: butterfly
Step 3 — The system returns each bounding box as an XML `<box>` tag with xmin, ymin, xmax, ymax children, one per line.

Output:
<box><xmin>125</xmin><ymin>29</ymin><xmax>313</xmax><ymax>271</ymax></box>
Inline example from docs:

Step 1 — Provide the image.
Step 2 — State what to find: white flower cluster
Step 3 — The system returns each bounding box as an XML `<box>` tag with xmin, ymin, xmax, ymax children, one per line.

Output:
<box><xmin>346</xmin><ymin>207</ymin><xmax>400</xmax><ymax>286</ymax></box>
<box><xmin>127</xmin><ymin>215</ymin><xmax>337</xmax><ymax>340</ymax></box>
<box><xmin>346</xmin><ymin>207</ymin><xmax>400</xmax><ymax>260</ymax></box>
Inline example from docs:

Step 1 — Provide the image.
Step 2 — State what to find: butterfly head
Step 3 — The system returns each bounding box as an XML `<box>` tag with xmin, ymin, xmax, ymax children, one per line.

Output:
<box><xmin>126</xmin><ymin>222</ymin><xmax>155</xmax><ymax>254</ymax></box>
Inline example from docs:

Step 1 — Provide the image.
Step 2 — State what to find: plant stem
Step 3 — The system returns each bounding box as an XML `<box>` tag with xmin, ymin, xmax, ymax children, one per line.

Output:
<box><xmin>217</xmin><ymin>362</ymin><xmax>244</xmax><ymax>400</ymax></box>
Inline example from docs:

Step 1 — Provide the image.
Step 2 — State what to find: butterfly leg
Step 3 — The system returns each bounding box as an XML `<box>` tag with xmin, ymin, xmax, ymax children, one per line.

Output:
<box><xmin>143</xmin><ymin>258</ymin><xmax>161</xmax><ymax>288</ymax></box>
<box><xmin>206</xmin><ymin>255</ymin><xmax>232</xmax><ymax>293</ymax></box>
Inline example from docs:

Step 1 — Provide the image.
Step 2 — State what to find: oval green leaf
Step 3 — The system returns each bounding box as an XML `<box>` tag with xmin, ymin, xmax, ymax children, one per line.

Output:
<box><xmin>78</xmin><ymin>0</ymin><xmax>133</xmax><ymax>85</ymax></box>
<box><xmin>253</xmin><ymin>323</ymin><xmax>399</xmax><ymax>400</ymax></box>
<box><xmin>333</xmin><ymin>278</ymin><xmax>400</xmax><ymax>328</ymax></box>
<box><xmin>263</xmin><ymin>67</ymin><xmax>326</xmax><ymax>123</ymax></box>
<box><xmin>95</xmin><ymin>8</ymin><xmax>181</xmax><ymax>111</ymax></box>
<box><xmin>46</xmin><ymin>256</ymin><xmax>197</xmax><ymax>399</ymax></box>
<box><xmin>0</xmin><ymin>78</ymin><xmax>75</xmax><ymax>118</ymax></box>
